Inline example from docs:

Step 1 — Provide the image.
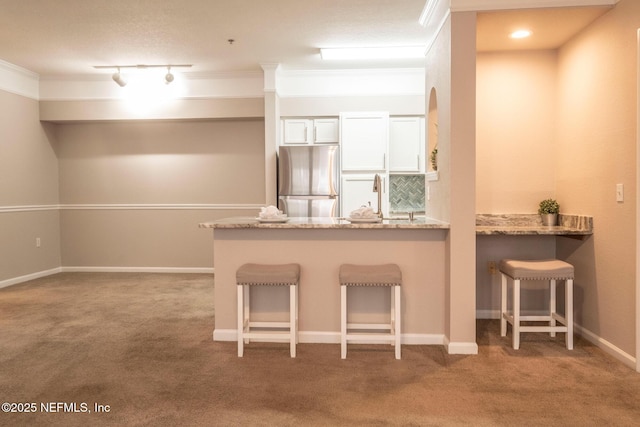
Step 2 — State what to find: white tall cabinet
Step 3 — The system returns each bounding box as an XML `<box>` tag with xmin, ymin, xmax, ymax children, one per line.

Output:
<box><xmin>340</xmin><ymin>112</ymin><xmax>389</xmax><ymax>217</ymax></box>
<box><xmin>340</xmin><ymin>112</ymin><xmax>388</xmax><ymax>171</ymax></box>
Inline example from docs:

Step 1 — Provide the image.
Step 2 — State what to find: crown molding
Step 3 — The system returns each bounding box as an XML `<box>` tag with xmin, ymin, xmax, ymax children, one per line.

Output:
<box><xmin>0</xmin><ymin>59</ymin><xmax>39</xmax><ymax>99</ymax></box>
<box><xmin>450</xmin><ymin>0</ymin><xmax>619</xmax><ymax>11</ymax></box>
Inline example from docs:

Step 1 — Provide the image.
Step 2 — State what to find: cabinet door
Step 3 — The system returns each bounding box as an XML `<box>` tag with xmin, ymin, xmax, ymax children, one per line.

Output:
<box><xmin>283</xmin><ymin>119</ymin><xmax>312</xmax><ymax>144</ymax></box>
<box><xmin>340</xmin><ymin>112</ymin><xmax>388</xmax><ymax>171</ymax></box>
<box><xmin>389</xmin><ymin>117</ymin><xmax>423</xmax><ymax>172</ymax></box>
<box><xmin>313</xmin><ymin>118</ymin><xmax>339</xmax><ymax>144</ymax></box>
<box><xmin>341</xmin><ymin>174</ymin><xmax>388</xmax><ymax>217</ymax></box>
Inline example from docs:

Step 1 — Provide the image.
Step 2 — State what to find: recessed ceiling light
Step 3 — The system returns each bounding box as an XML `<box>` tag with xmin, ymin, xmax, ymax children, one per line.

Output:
<box><xmin>320</xmin><ymin>46</ymin><xmax>425</xmax><ymax>60</ymax></box>
<box><xmin>510</xmin><ymin>30</ymin><xmax>532</xmax><ymax>39</ymax></box>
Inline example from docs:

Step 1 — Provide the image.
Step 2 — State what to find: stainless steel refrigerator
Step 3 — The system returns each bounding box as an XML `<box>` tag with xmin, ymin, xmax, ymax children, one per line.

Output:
<box><xmin>278</xmin><ymin>145</ymin><xmax>340</xmax><ymax>217</ymax></box>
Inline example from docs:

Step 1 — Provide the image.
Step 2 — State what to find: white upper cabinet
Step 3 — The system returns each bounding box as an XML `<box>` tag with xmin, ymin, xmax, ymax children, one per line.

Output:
<box><xmin>283</xmin><ymin>119</ymin><xmax>311</xmax><ymax>144</ymax></box>
<box><xmin>340</xmin><ymin>112</ymin><xmax>389</xmax><ymax>171</ymax></box>
<box><xmin>282</xmin><ymin>118</ymin><xmax>339</xmax><ymax>145</ymax></box>
<box><xmin>389</xmin><ymin>117</ymin><xmax>425</xmax><ymax>173</ymax></box>
<box><xmin>313</xmin><ymin>118</ymin><xmax>340</xmax><ymax>143</ymax></box>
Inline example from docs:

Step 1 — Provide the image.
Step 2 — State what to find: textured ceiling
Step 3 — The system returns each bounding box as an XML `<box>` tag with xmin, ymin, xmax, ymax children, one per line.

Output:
<box><xmin>0</xmin><ymin>1</ymin><xmax>613</xmax><ymax>78</ymax></box>
<box><xmin>477</xmin><ymin>6</ymin><xmax>611</xmax><ymax>52</ymax></box>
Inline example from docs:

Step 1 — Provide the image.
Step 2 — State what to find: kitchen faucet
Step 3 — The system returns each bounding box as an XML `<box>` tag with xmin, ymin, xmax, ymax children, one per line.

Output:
<box><xmin>372</xmin><ymin>173</ymin><xmax>383</xmax><ymax>218</ymax></box>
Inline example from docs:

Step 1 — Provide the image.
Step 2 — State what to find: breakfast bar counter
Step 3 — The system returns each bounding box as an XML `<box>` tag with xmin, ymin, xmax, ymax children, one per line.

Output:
<box><xmin>201</xmin><ymin>216</ymin><xmax>450</xmax><ymax>229</ymax></box>
<box><xmin>199</xmin><ymin>216</ymin><xmax>450</xmax><ymax>349</ymax></box>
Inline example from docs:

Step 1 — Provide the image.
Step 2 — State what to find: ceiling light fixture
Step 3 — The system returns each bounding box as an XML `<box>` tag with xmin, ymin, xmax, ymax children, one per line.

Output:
<box><xmin>94</xmin><ymin>64</ymin><xmax>192</xmax><ymax>86</ymax></box>
<box><xmin>164</xmin><ymin>66</ymin><xmax>174</xmax><ymax>84</ymax></box>
<box><xmin>510</xmin><ymin>30</ymin><xmax>532</xmax><ymax>39</ymax></box>
<box><xmin>320</xmin><ymin>46</ymin><xmax>425</xmax><ymax>60</ymax></box>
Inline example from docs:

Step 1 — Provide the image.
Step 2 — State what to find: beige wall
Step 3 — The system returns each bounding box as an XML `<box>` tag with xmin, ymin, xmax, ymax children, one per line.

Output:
<box><xmin>475</xmin><ymin>1</ymin><xmax>637</xmax><ymax>359</ymax></box>
<box><xmin>476</xmin><ymin>50</ymin><xmax>558</xmax><ymax>213</ymax></box>
<box><xmin>54</xmin><ymin>119</ymin><xmax>265</xmax><ymax>269</ymax></box>
<box><xmin>0</xmin><ymin>90</ymin><xmax>61</xmax><ymax>282</ymax></box>
<box><xmin>54</xmin><ymin>120</ymin><xmax>265</xmax><ymax>204</ymax></box>
<box><xmin>556</xmin><ymin>0</ymin><xmax>637</xmax><ymax>356</ymax></box>
<box><xmin>425</xmin><ymin>10</ymin><xmax>478</xmax><ymax>351</ymax></box>
<box><xmin>0</xmin><ymin>92</ymin><xmax>59</xmax><ymax>205</ymax></box>
<box><xmin>475</xmin><ymin>50</ymin><xmax>560</xmax><ymax>318</ymax></box>
<box><xmin>40</xmin><ymin>98</ymin><xmax>264</xmax><ymax>122</ymax></box>
<box><xmin>279</xmin><ymin>95</ymin><xmax>425</xmax><ymax>117</ymax></box>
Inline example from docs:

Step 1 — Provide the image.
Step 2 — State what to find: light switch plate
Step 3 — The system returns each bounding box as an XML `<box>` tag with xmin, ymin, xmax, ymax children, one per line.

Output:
<box><xmin>616</xmin><ymin>183</ymin><xmax>624</xmax><ymax>202</ymax></box>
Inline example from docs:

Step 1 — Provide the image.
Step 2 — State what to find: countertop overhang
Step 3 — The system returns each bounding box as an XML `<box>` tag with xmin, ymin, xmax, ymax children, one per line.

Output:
<box><xmin>199</xmin><ymin>216</ymin><xmax>450</xmax><ymax>230</ymax></box>
<box><xmin>475</xmin><ymin>214</ymin><xmax>593</xmax><ymax>236</ymax></box>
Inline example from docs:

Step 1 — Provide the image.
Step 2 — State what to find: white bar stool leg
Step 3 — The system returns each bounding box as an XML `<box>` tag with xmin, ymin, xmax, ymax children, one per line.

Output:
<box><xmin>290</xmin><ymin>285</ymin><xmax>297</xmax><ymax>358</ymax></box>
<box><xmin>394</xmin><ymin>285</ymin><xmax>401</xmax><ymax>360</ymax></box>
<box><xmin>500</xmin><ymin>273</ymin><xmax>508</xmax><ymax>337</ymax></box>
<box><xmin>513</xmin><ymin>279</ymin><xmax>521</xmax><ymax>350</ymax></box>
<box><xmin>390</xmin><ymin>285</ymin><xmax>395</xmax><ymax>346</ymax></box>
<box><xmin>566</xmin><ymin>279</ymin><xmax>574</xmax><ymax>350</ymax></box>
<box><xmin>340</xmin><ymin>285</ymin><xmax>347</xmax><ymax>359</ymax></box>
<box><xmin>243</xmin><ymin>285</ymin><xmax>250</xmax><ymax>344</ymax></box>
<box><xmin>237</xmin><ymin>285</ymin><xmax>244</xmax><ymax>357</ymax></box>
<box><xmin>550</xmin><ymin>279</ymin><xmax>557</xmax><ymax>337</ymax></box>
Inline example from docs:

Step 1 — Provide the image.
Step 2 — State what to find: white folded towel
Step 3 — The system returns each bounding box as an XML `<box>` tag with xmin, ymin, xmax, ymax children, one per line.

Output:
<box><xmin>349</xmin><ymin>206</ymin><xmax>377</xmax><ymax>218</ymax></box>
<box><xmin>259</xmin><ymin>205</ymin><xmax>285</xmax><ymax>219</ymax></box>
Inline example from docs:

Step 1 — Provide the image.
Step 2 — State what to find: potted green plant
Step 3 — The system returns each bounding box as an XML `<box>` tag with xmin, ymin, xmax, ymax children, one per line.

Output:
<box><xmin>430</xmin><ymin>146</ymin><xmax>438</xmax><ymax>171</ymax></box>
<box><xmin>538</xmin><ymin>198</ymin><xmax>559</xmax><ymax>226</ymax></box>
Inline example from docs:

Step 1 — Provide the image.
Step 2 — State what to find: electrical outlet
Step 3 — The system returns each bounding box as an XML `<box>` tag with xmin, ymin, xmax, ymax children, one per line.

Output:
<box><xmin>36</xmin><ymin>237</ymin><xmax>41</xmax><ymax>248</ymax></box>
<box><xmin>488</xmin><ymin>261</ymin><xmax>497</xmax><ymax>275</ymax></box>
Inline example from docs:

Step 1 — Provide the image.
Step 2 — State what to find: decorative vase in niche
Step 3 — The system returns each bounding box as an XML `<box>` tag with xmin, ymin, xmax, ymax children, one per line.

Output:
<box><xmin>541</xmin><ymin>213</ymin><xmax>558</xmax><ymax>226</ymax></box>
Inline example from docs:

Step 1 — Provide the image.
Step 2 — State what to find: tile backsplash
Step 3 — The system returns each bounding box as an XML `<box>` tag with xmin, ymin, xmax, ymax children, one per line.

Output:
<box><xmin>389</xmin><ymin>174</ymin><xmax>425</xmax><ymax>213</ymax></box>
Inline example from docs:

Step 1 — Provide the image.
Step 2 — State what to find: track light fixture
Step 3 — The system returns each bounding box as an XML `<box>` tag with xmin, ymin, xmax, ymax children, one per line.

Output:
<box><xmin>112</xmin><ymin>67</ymin><xmax>127</xmax><ymax>87</ymax></box>
<box><xmin>94</xmin><ymin>64</ymin><xmax>192</xmax><ymax>87</ymax></box>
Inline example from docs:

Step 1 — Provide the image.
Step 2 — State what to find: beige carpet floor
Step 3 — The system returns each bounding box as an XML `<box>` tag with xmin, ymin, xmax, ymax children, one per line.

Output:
<box><xmin>0</xmin><ymin>272</ymin><xmax>639</xmax><ymax>426</ymax></box>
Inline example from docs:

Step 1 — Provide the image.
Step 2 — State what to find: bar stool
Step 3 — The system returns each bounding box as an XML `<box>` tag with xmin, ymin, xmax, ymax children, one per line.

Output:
<box><xmin>499</xmin><ymin>259</ymin><xmax>574</xmax><ymax>350</ymax></box>
<box><xmin>339</xmin><ymin>263</ymin><xmax>402</xmax><ymax>359</ymax></box>
<box><xmin>236</xmin><ymin>263</ymin><xmax>300</xmax><ymax>358</ymax></box>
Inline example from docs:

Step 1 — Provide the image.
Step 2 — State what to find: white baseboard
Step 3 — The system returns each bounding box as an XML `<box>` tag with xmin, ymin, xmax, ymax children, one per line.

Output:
<box><xmin>476</xmin><ymin>309</ymin><xmax>499</xmax><ymax>319</ymax></box>
<box><xmin>0</xmin><ymin>266</ymin><xmax>213</xmax><ymax>290</ymax></box>
<box><xmin>213</xmin><ymin>328</ymin><xmax>445</xmax><ymax>345</ymax></box>
<box><xmin>477</xmin><ymin>310</ymin><xmax>636</xmax><ymax>369</ymax></box>
<box><xmin>61</xmin><ymin>266</ymin><xmax>214</xmax><ymax>274</ymax></box>
<box><xmin>300</xmin><ymin>331</ymin><xmax>339</xmax><ymax>344</ymax></box>
<box><xmin>574</xmin><ymin>323</ymin><xmax>636</xmax><ymax>369</ymax></box>
<box><xmin>214</xmin><ymin>329</ymin><xmax>236</xmax><ymax>342</ymax></box>
<box><xmin>444</xmin><ymin>338</ymin><xmax>479</xmax><ymax>355</ymax></box>
<box><xmin>0</xmin><ymin>267</ymin><xmax>62</xmax><ymax>289</ymax></box>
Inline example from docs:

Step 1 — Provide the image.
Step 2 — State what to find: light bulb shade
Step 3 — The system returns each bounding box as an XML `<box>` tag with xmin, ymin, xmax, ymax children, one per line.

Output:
<box><xmin>112</xmin><ymin>71</ymin><xmax>127</xmax><ymax>87</ymax></box>
<box><xmin>165</xmin><ymin>71</ymin><xmax>174</xmax><ymax>84</ymax></box>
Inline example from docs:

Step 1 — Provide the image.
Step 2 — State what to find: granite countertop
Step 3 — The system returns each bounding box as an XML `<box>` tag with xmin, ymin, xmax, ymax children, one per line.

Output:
<box><xmin>199</xmin><ymin>216</ymin><xmax>450</xmax><ymax>230</ymax></box>
<box><xmin>199</xmin><ymin>214</ymin><xmax>592</xmax><ymax>235</ymax></box>
<box><xmin>476</xmin><ymin>214</ymin><xmax>593</xmax><ymax>236</ymax></box>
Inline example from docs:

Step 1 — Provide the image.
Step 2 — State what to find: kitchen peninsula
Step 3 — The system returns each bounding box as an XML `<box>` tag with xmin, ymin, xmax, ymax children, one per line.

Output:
<box><xmin>199</xmin><ymin>216</ymin><xmax>449</xmax><ymax>346</ymax></box>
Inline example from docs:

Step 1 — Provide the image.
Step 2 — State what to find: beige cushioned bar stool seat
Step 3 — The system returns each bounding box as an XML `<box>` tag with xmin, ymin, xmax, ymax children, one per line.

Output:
<box><xmin>339</xmin><ymin>263</ymin><xmax>402</xmax><ymax>359</ymax></box>
<box><xmin>499</xmin><ymin>259</ymin><xmax>574</xmax><ymax>350</ymax></box>
<box><xmin>236</xmin><ymin>263</ymin><xmax>300</xmax><ymax>358</ymax></box>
